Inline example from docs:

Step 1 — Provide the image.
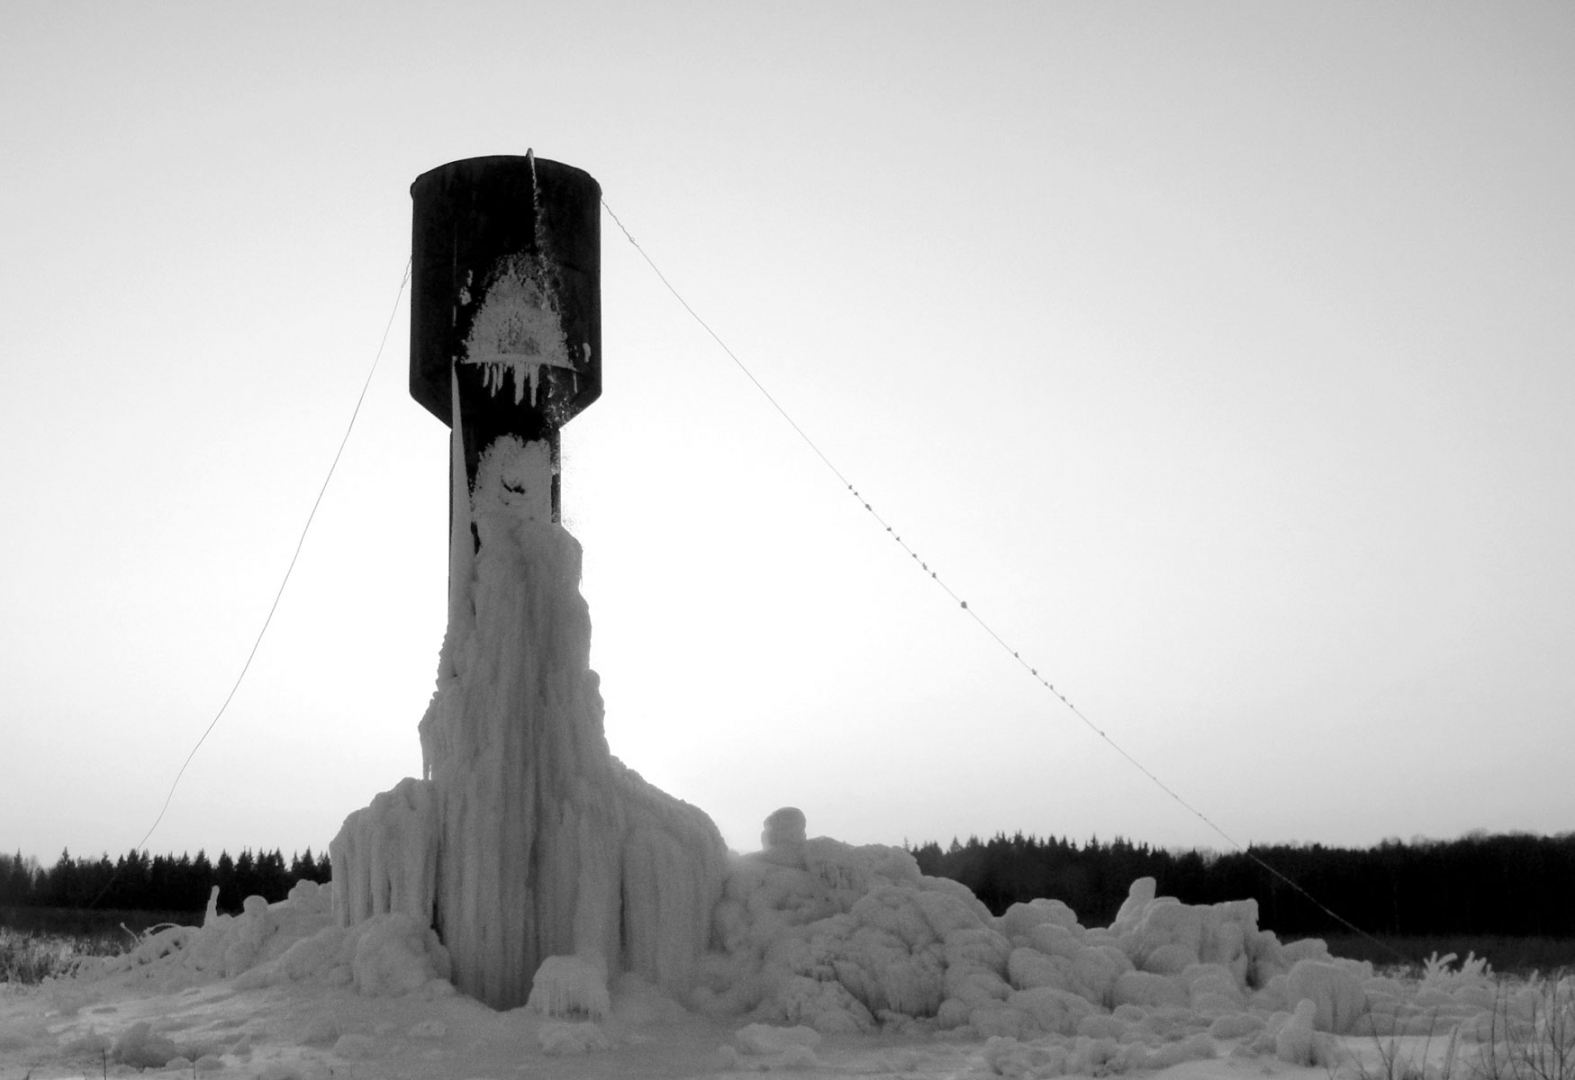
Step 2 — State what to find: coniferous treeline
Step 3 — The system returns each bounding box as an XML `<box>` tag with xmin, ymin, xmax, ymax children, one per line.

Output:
<box><xmin>0</xmin><ymin>848</ymin><xmax>331</xmax><ymax>915</ymax></box>
<box><xmin>909</xmin><ymin>831</ymin><xmax>1575</xmax><ymax>938</ymax></box>
<box><xmin>11</xmin><ymin>831</ymin><xmax>1568</xmax><ymax>938</ymax></box>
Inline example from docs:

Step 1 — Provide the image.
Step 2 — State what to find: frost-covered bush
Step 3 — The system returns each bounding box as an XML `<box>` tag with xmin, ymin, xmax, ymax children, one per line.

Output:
<box><xmin>0</xmin><ymin>928</ymin><xmax>122</xmax><ymax>984</ymax></box>
<box><xmin>1473</xmin><ymin>976</ymin><xmax>1575</xmax><ymax>1080</ymax></box>
<box><xmin>1425</xmin><ymin>952</ymin><xmax>1495</xmax><ymax>988</ymax></box>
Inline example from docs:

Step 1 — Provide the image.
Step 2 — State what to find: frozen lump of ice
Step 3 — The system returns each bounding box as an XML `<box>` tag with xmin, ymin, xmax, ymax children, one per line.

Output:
<box><xmin>760</xmin><ymin>806</ymin><xmax>807</xmax><ymax>866</ymax></box>
<box><xmin>1276</xmin><ymin>997</ymin><xmax>1333</xmax><ymax>1065</ymax></box>
<box><xmin>350</xmin><ymin>912</ymin><xmax>452</xmax><ymax>997</ymax></box>
<box><xmin>1284</xmin><ymin>957</ymin><xmax>1370</xmax><ymax>1033</ymax></box>
<box><xmin>527</xmin><ymin>955</ymin><xmax>611</xmax><ymax>1021</ymax></box>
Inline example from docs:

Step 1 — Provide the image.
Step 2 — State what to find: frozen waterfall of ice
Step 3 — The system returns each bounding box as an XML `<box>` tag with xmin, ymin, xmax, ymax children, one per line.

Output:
<box><xmin>332</xmin><ymin>426</ymin><xmax>727</xmax><ymax>1010</ymax></box>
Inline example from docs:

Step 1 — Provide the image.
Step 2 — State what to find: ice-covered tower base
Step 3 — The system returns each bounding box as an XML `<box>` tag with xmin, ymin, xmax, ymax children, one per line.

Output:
<box><xmin>331</xmin><ymin>433</ymin><xmax>728</xmax><ymax>1010</ymax></box>
<box><xmin>331</xmin><ymin>153</ymin><xmax>727</xmax><ymax>1010</ymax></box>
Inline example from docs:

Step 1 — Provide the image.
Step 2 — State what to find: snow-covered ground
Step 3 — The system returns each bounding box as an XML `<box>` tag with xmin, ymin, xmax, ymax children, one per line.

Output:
<box><xmin>0</xmin><ymin>836</ymin><xmax>1548</xmax><ymax>1080</ymax></box>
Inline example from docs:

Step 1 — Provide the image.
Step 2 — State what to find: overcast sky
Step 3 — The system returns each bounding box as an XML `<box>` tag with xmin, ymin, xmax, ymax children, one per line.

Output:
<box><xmin>3</xmin><ymin>3</ymin><xmax>1571</xmax><ymax>866</ymax></box>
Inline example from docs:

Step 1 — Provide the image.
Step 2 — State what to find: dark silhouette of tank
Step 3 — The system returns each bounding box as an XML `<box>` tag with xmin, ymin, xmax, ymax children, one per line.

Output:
<box><xmin>409</xmin><ymin>153</ymin><xmax>601</xmax><ymax>522</ymax></box>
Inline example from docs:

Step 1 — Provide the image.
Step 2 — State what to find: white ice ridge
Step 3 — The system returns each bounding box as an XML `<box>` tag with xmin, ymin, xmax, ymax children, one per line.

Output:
<box><xmin>693</xmin><ymin>819</ymin><xmax>1376</xmax><ymax>1045</ymax></box>
<box><xmin>28</xmin><ymin>855</ymin><xmax>1531</xmax><ymax>1078</ymax></box>
<box><xmin>332</xmin><ymin>433</ymin><xmax>728</xmax><ymax>1010</ymax></box>
<box><xmin>90</xmin><ymin>880</ymin><xmax>452</xmax><ymax>999</ymax></box>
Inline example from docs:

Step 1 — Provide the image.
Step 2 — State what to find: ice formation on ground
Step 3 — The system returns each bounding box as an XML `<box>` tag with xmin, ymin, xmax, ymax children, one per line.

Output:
<box><xmin>4</xmin><ymin>842</ymin><xmax>1555</xmax><ymax>1080</ymax></box>
<box><xmin>86</xmin><ymin>881</ymin><xmax>451</xmax><ymax>1000</ymax></box>
<box><xmin>331</xmin><ymin>425</ymin><xmax>728</xmax><ymax>1010</ymax></box>
<box><xmin>527</xmin><ymin>954</ymin><xmax>610</xmax><ymax>1021</ymax></box>
<box><xmin>696</xmin><ymin>823</ymin><xmax>1368</xmax><ymax>1047</ymax></box>
<box><xmin>7</xmin><ymin>468</ymin><xmax>1556</xmax><ymax>1080</ymax></box>
<box><xmin>135</xmin><ymin>355</ymin><xmax>1539</xmax><ymax>1076</ymax></box>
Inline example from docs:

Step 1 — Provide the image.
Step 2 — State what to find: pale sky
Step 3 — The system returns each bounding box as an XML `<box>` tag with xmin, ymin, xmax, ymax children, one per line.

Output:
<box><xmin>2</xmin><ymin>3</ymin><xmax>1571</xmax><ymax>867</ymax></box>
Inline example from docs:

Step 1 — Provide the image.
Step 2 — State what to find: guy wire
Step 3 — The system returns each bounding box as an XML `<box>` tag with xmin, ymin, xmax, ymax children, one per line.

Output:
<box><xmin>602</xmin><ymin>197</ymin><xmax>1408</xmax><ymax>964</ymax></box>
<box><xmin>91</xmin><ymin>258</ymin><xmax>413</xmax><ymax>909</ymax></box>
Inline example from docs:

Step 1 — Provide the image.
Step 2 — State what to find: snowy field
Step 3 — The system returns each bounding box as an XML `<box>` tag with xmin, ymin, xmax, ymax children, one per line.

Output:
<box><xmin>2</xmin><ymin>832</ymin><xmax>1563</xmax><ymax>1080</ymax></box>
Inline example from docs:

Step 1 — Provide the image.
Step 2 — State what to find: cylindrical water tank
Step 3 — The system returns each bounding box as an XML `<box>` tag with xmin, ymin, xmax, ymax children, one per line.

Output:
<box><xmin>409</xmin><ymin>154</ymin><xmax>602</xmax><ymax>438</ymax></box>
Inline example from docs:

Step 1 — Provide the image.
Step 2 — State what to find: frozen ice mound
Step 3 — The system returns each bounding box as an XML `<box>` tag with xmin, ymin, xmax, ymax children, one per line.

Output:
<box><xmin>86</xmin><ymin>880</ymin><xmax>452</xmax><ymax>999</ymax></box>
<box><xmin>527</xmin><ymin>954</ymin><xmax>611</xmax><ymax>1021</ymax></box>
<box><xmin>698</xmin><ymin>817</ymin><xmax>1323</xmax><ymax>1041</ymax></box>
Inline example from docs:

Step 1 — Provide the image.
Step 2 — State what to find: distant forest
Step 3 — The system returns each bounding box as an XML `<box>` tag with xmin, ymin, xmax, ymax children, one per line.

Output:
<box><xmin>0</xmin><ymin>848</ymin><xmax>331</xmax><ymax>915</ymax></box>
<box><xmin>910</xmin><ymin>831</ymin><xmax>1575</xmax><ymax>938</ymax></box>
<box><xmin>4</xmin><ymin>831</ymin><xmax>1572</xmax><ymax>941</ymax></box>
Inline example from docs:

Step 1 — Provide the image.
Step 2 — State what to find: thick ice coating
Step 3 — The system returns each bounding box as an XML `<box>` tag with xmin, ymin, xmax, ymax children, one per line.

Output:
<box><xmin>332</xmin><ymin>432</ymin><xmax>728</xmax><ymax>1010</ymax></box>
<box><xmin>23</xmin><ymin>810</ymin><xmax>1537</xmax><ymax>1080</ymax></box>
<box><xmin>695</xmin><ymin>822</ymin><xmax>1380</xmax><ymax>1046</ymax></box>
<box><xmin>88</xmin><ymin>881</ymin><xmax>453</xmax><ymax>1000</ymax></box>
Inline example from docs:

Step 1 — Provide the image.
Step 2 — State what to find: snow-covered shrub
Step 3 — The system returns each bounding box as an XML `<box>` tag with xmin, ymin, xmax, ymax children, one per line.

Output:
<box><xmin>0</xmin><ymin>928</ymin><xmax>121</xmax><ymax>984</ymax></box>
<box><xmin>1424</xmin><ymin>952</ymin><xmax>1495</xmax><ymax>989</ymax></box>
<box><xmin>1473</xmin><ymin>976</ymin><xmax>1575</xmax><ymax>1080</ymax></box>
